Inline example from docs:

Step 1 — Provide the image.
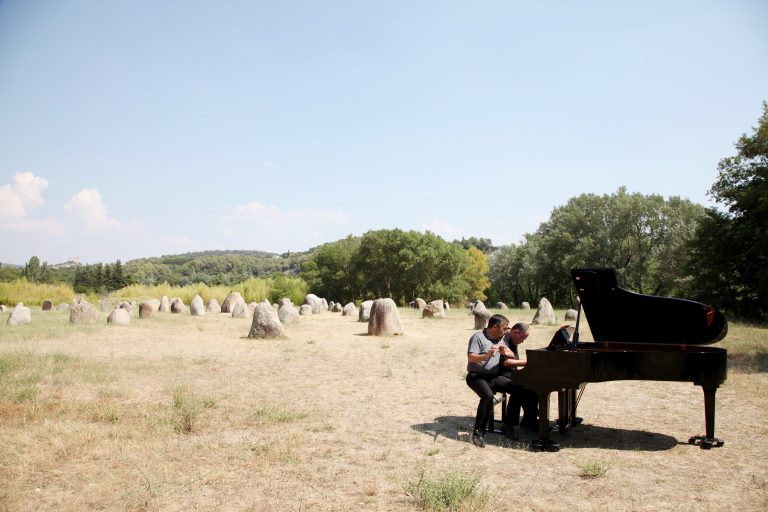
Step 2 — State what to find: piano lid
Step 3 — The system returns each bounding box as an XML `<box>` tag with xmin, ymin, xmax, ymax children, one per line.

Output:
<box><xmin>571</xmin><ymin>268</ymin><xmax>728</xmax><ymax>345</ymax></box>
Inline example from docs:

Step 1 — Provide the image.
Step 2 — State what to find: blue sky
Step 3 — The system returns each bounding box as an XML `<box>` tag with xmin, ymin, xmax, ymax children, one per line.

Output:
<box><xmin>1</xmin><ymin>1</ymin><xmax>766</xmax><ymax>265</ymax></box>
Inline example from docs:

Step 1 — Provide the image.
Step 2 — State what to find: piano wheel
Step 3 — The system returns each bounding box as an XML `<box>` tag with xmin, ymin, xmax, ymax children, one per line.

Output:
<box><xmin>688</xmin><ymin>436</ymin><xmax>725</xmax><ymax>449</ymax></box>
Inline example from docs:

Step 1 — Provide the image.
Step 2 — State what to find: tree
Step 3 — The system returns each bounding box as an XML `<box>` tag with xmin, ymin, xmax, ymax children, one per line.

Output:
<box><xmin>464</xmin><ymin>246</ymin><xmax>490</xmax><ymax>301</ymax></box>
<box><xmin>301</xmin><ymin>236</ymin><xmax>362</xmax><ymax>303</ymax></box>
<box><xmin>489</xmin><ymin>188</ymin><xmax>705</xmax><ymax>307</ymax></box>
<box><xmin>688</xmin><ymin>102</ymin><xmax>768</xmax><ymax>320</ymax></box>
<box><xmin>23</xmin><ymin>256</ymin><xmax>41</xmax><ymax>282</ymax></box>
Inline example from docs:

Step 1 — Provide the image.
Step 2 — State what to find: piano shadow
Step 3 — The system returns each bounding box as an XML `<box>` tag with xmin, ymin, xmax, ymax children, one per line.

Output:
<box><xmin>412</xmin><ymin>416</ymin><xmax>679</xmax><ymax>451</ymax></box>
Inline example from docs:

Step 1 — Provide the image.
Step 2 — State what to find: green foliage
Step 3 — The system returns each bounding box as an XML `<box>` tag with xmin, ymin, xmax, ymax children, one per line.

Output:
<box><xmin>124</xmin><ymin>250</ymin><xmax>312</xmax><ymax>287</ymax></box>
<box><xmin>301</xmin><ymin>230</ymin><xmax>474</xmax><ymax>305</ymax></box>
<box><xmin>0</xmin><ymin>264</ymin><xmax>22</xmax><ymax>282</ymax></box>
<box><xmin>0</xmin><ymin>279</ymin><xmax>75</xmax><ymax>307</ymax></box>
<box><xmin>73</xmin><ymin>260</ymin><xmax>131</xmax><ymax>294</ymax></box>
<box><xmin>464</xmin><ymin>246</ymin><xmax>490</xmax><ymax>301</ymax></box>
<box><xmin>489</xmin><ymin>188</ymin><xmax>705</xmax><ymax>307</ymax></box>
<box><xmin>405</xmin><ymin>469</ymin><xmax>489</xmax><ymax>512</ymax></box>
<box><xmin>453</xmin><ymin>237</ymin><xmax>494</xmax><ymax>253</ymax></box>
<box><xmin>688</xmin><ymin>102</ymin><xmax>768</xmax><ymax>321</ymax></box>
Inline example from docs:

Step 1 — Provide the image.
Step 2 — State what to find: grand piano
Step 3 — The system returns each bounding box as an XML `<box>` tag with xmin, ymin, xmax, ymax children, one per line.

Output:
<box><xmin>508</xmin><ymin>268</ymin><xmax>728</xmax><ymax>451</ymax></box>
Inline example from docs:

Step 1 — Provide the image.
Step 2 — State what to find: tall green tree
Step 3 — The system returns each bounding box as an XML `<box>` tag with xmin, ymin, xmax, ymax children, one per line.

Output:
<box><xmin>688</xmin><ymin>102</ymin><xmax>768</xmax><ymax>320</ymax></box>
<box><xmin>489</xmin><ymin>188</ymin><xmax>705</xmax><ymax>307</ymax></box>
<box><xmin>301</xmin><ymin>236</ymin><xmax>362</xmax><ymax>303</ymax></box>
<box><xmin>464</xmin><ymin>246</ymin><xmax>490</xmax><ymax>301</ymax></box>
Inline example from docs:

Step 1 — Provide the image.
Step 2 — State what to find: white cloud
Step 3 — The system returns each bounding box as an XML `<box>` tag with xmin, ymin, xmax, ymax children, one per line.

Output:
<box><xmin>0</xmin><ymin>172</ymin><xmax>48</xmax><ymax>219</ymax></box>
<box><xmin>63</xmin><ymin>189</ymin><xmax>120</xmax><ymax>230</ymax></box>
<box><xmin>0</xmin><ymin>172</ymin><xmax>63</xmax><ymax>234</ymax></box>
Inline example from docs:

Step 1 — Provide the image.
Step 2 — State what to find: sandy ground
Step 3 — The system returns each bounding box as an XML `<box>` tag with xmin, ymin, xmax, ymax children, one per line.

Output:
<box><xmin>1</xmin><ymin>307</ymin><xmax>766</xmax><ymax>511</ymax></box>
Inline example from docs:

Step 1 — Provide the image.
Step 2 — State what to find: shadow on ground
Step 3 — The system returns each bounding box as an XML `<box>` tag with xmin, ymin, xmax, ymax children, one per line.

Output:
<box><xmin>412</xmin><ymin>415</ymin><xmax>680</xmax><ymax>451</ymax></box>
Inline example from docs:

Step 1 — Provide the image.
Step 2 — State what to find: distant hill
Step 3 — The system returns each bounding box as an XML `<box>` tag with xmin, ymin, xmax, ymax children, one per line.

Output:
<box><xmin>123</xmin><ymin>248</ymin><xmax>316</xmax><ymax>286</ymax></box>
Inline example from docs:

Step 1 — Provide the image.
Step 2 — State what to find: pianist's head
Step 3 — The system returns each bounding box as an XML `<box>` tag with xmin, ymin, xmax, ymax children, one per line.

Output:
<box><xmin>506</xmin><ymin>322</ymin><xmax>530</xmax><ymax>345</ymax></box>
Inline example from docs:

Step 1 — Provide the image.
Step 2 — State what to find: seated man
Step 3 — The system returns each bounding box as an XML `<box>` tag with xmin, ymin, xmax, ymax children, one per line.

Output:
<box><xmin>465</xmin><ymin>314</ymin><xmax>514</xmax><ymax>447</ymax></box>
<box><xmin>499</xmin><ymin>322</ymin><xmax>539</xmax><ymax>433</ymax></box>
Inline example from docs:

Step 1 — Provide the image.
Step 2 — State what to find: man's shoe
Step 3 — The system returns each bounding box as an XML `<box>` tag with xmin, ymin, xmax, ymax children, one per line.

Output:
<box><xmin>471</xmin><ymin>430</ymin><xmax>486</xmax><ymax>448</ymax></box>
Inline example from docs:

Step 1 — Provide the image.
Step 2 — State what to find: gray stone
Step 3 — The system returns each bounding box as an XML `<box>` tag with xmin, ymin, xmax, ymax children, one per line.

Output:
<box><xmin>248</xmin><ymin>303</ymin><xmax>285</xmax><ymax>339</ymax></box>
<box><xmin>342</xmin><ymin>302</ymin><xmax>357</xmax><ymax>317</ymax></box>
<box><xmin>170</xmin><ymin>298</ymin><xmax>186</xmax><ymax>314</ymax></box>
<box><xmin>107</xmin><ymin>308</ymin><xmax>130</xmax><ymax>325</ymax></box>
<box><xmin>70</xmin><ymin>299</ymin><xmax>98</xmax><ymax>324</ymax></box>
<box><xmin>359</xmin><ymin>300</ymin><xmax>374</xmax><ymax>322</ymax></box>
<box><xmin>7</xmin><ymin>303</ymin><xmax>31</xmax><ymax>325</ymax></box>
<box><xmin>42</xmin><ymin>300</ymin><xmax>53</xmax><ymax>311</ymax></box>
<box><xmin>159</xmin><ymin>296</ymin><xmax>171</xmax><ymax>313</ymax></box>
<box><xmin>206</xmin><ymin>299</ymin><xmax>221</xmax><ymax>313</ymax></box>
<box><xmin>231</xmin><ymin>298</ymin><xmax>249</xmax><ymax>318</ymax></box>
<box><xmin>564</xmin><ymin>309</ymin><xmax>578</xmax><ymax>321</ymax></box>
<box><xmin>221</xmin><ymin>292</ymin><xmax>244</xmax><ymax>313</ymax></box>
<box><xmin>278</xmin><ymin>303</ymin><xmax>300</xmax><ymax>323</ymax></box>
<box><xmin>532</xmin><ymin>298</ymin><xmax>556</xmax><ymax>325</ymax></box>
<box><xmin>139</xmin><ymin>301</ymin><xmax>155</xmax><ymax>319</ymax></box>
<box><xmin>368</xmin><ymin>298</ymin><xmax>403</xmax><ymax>336</ymax></box>
<box><xmin>521</xmin><ymin>301</ymin><xmax>530</xmax><ymax>310</ymax></box>
<box><xmin>422</xmin><ymin>299</ymin><xmax>446</xmax><ymax>319</ymax></box>
<box><xmin>303</xmin><ymin>294</ymin><xmax>323</xmax><ymax>314</ymax></box>
<box><xmin>190</xmin><ymin>295</ymin><xmax>205</xmax><ymax>316</ymax></box>
<box><xmin>299</xmin><ymin>304</ymin><xmax>313</xmax><ymax>316</ymax></box>
<box><xmin>473</xmin><ymin>307</ymin><xmax>491</xmax><ymax>329</ymax></box>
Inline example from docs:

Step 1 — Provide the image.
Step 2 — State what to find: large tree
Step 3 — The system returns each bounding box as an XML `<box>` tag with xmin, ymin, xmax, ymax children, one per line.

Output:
<box><xmin>489</xmin><ymin>188</ymin><xmax>705</xmax><ymax>306</ymax></box>
<box><xmin>688</xmin><ymin>102</ymin><xmax>768</xmax><ymax>320</ymax></box>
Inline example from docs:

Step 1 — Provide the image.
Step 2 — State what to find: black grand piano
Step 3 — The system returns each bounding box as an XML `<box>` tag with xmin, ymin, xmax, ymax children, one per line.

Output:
<box><xmin>508</xmin><ymin>268</ymin><xmax>728</xmax><ymax>451</ymax></box>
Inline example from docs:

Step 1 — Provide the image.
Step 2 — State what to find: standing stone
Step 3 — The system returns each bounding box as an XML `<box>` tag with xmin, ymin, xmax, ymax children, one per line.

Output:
<box><xmin>564</xmin><ymin>309</ymin><xmax>578</xmax><ymax>321</ymax></box>
<box><xmin>139</xmin><ymin>301</ymin><xmax>155</xmax><ymax>319</ymax></box>
<box><xmin>521</xmin><ymin>302</ymin><xmax>531</xmax><ymax>310</ymax></box>
<box><xmin>221</xmin><ymin>292</ymin><xmax>244</xmax><ymax>313</ymax></box>
<box><xmin>495</xmin><ymin>302</ymin><xmax>508</xmax><ymax>310</ymax></box>
<box><xmin>206</xmin><ymin>299</ymin><xmax>221</xmax><ymax>313</ymax></box>
<box><xmin>0</xmin><ymin>304</ymin><xmax>6</xmax><ymax>312</ymax></box>
<box><xmin>278</xmin><ymin>303</ymin><xmax>300</xmax><ymax>323</ymax></box>
<box><xmin>70</xmin><ymin>299</ymin><xmax>98</xmax><ymax>324</ymax></box>
<box><xmin>170</xmin><ymin>298</ymin><xmax>186</xmax><ymax>314</ymax></box>
<box><xmin>42</xmin><ymin>300</ymin><xmax>53</xmax><ymax>311</ymax></box>
<box><xmin>471</xmin><ymin>300</ymin><xmax>486</xmax><ymax>313</ymax></box>
<box><xmin>107</xmin><ymin>308</ymin><xmax>130</xmax><ymax>325</ymax></box>
<box><xmin>299</xmin><ymin>304</ymin><xmax>313</xmax><ymax>316</ymax></box>
<box><xmin>190</xmin><ymin>295</ymin><xmax>205</xmax><ymax>316</ymax></box>
<box><xmin>248</xmin><ymin>303</ymin><xmax>285</xmax><ymax>339</ymax></box>
<box><xmin>7</xmin><ymin>303</ymin><xmax>32</xmax><ymax>325</ymax></box>
<box><xmin>331</xmin><ymin>303</ymin><xmax>342</xmax><ymax>313</ymax></box>
<box><xmin>413</xmin><ymin>298</ymin><xmax>427</xmax><ymax>311</ymax></box>
<box><xmin>473</xmin><ymin>307</ymin><xmax>491</xmax><ymax>329</ymax></box>
<box><xmin>444</xmin><ymin>301</ymin><xmax>450</xmax><ymax>310</ymax></box>
<box><xmin>303</xmin><ymin>294</ymin><xmax>324</xmax><ymax>314</ymax></box>
<box><xmin>368</xmin><ymin>298</ymin><xmax>403</xmax><ymax>336</ymax></box>
<box><xmin>342</xmin><ymin>302</ymin><xmax>357</xmax><ymax>317</ymax></box>
<box><xmin>532</xmin><ymin>298</ymin><xmax>556</xmax><ymax>325</ymax></box>
<box><xmin>422</xmin><ymin>299</ymin><xmax>446</xmax><ymax>319</ymax></box>
<box><xmin>159</xmin><ymin>296</ymin><xmax>171</xmax><ymax>313</ymax></box>
<box><xmin>119</xmin><ymin>301</ymin><xmax>133</xmax><ymax>313</ymax></box>
<box><xmin>359</xmin><ymin>300</ymin><xmax>374</xmax><ymax>322</ymax></box>
<box><xmin>100</xmin><ymin>298</ymin><xmax>111</xmax><ymax>312</ymax></box>
<box><xmin>231</xmin><ymin>297</ymin><xmax>249</xmax><ymax>318</ymax></box>
<box><xmin>57</xmin><ymin>303</ymin><xmax>69</xmax><ymax>311</ymax></box>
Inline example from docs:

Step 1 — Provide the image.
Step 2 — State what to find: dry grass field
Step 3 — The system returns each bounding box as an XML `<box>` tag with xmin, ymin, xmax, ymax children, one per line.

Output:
<box><xmin>1</xmin><ymin>306</ymin><xmax>767</xmax><ymax>511</ymax></box>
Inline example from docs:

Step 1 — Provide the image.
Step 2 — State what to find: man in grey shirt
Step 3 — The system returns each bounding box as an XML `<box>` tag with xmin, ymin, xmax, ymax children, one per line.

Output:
<box><xmin>466</xmin><ymin>314</ymin><xmax>515</xmax><ymax>447</ymax></box>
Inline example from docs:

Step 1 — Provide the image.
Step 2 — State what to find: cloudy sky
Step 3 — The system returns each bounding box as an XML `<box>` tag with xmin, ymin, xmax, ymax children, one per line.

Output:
<box><xmin>1</xmin><ymin>1</ymin><xmax>766</xmax><ymax>265</ymax></box>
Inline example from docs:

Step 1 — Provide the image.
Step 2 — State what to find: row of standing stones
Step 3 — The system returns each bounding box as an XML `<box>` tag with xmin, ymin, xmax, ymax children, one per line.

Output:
<box><xmin>2</xmin><ymin>294</ymin><xmax>575</xmax><ymax>337</ymax></box>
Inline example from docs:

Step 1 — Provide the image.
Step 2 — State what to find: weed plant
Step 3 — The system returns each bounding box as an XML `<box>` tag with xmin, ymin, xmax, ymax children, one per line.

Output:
<box><xmin>579</xmin><ymin>460</ymin><xmax>609</xmax><ymax>478</ymax></box>
<box><xmin>405</xmin><ymin>469</ymin><xmax>489</xmax><ymax>512</ymax></box>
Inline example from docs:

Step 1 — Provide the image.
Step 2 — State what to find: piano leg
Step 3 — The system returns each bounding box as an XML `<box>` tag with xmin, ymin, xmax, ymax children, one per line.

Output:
<box><xmin>688</xmin><ymin>384</ymin><xmax>725</xmax><ymax>449</ymax></box>
<box><xmin>532</xmin><ymin>391</ymin><xmax>559</xmax><ymax>452</ymax></box>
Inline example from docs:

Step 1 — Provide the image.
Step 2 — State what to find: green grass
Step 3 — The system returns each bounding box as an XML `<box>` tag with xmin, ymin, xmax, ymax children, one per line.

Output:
<box><xmin>405</xmin><ymin>469</ymin><xmax>489</xmax><ymax>512</ymax></box>
<box><xmin>252</xmin><ymin>405</ymin><xmax>308</xmax><ymax>424</ymax></box>
<box><xmin>169</xmin><ymin>384</ymin><xmax>216</xmax><ymax>433</ymax></box>
<box><xmin>579</xmin><ymin>460</ymin><xmax>609</xmax><ymax>478</ymax></box>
